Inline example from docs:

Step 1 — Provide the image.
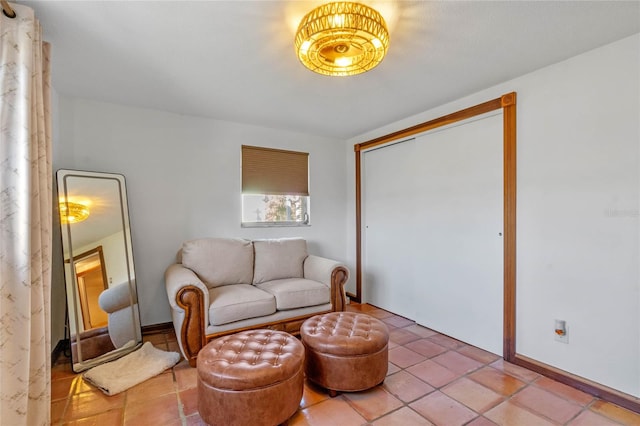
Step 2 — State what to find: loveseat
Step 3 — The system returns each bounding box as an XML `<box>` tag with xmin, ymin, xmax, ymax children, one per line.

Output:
<box><xmin>165</xmin><ymin>237</ymin><xmax>349</xmax><ymax>366</ymax></box>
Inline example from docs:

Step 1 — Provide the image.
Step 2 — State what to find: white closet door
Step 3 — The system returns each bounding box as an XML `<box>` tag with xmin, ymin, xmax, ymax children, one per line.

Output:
<box><xmin>413</xmin><ymin>114</ymin><xmax>503</xmax><ymax>355</ymax></box>
<box><xmin>363</xmin><ymin>139</ymin><xmax>418</xmax><ymax>320</ymax></box>
<box><xmin>363</xmin><ymin>113</ymin><xmax>503</xmax><ymax>355</ymax></box>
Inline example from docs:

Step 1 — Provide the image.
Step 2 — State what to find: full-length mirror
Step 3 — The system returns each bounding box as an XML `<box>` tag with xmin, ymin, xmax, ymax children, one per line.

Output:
<box><xmin>57</xmin><ymin>169</ymin><xmax>142</xmax><ymax>372</ymax></box>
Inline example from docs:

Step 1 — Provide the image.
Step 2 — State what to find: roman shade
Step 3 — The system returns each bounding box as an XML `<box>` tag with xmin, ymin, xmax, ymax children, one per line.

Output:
<box><xmin>242</xmin><ymin>145</ymin><xmax>309</xmax><ymax>196</ymax></box>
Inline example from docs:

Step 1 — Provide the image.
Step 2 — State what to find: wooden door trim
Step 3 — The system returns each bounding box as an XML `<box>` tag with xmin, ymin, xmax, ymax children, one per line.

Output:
<box><xmin>71</xmin><ymin>246</ymin><xmax>109</xmax><ymax>289</ymax></box>
<box><xmin>353</xmin><ymin>93</ymin><xmax>516</xmax><ymax>360</ymax></box>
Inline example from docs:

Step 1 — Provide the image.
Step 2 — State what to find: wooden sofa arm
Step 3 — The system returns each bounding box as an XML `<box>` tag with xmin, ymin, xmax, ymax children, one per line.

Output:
<box><xmin>165</xmin><ymin>264</ymin><xmax>210</xmax><ymax>367</ymax></box>
<box><xmin>176</xmin><ymin>285</ymin><xmax>206</xmax><ymax>367</ymax></box>
<box><xmin>330</xmin><ymin>266</ymin><xmax>349</xmax><ymax>312</ymax></box>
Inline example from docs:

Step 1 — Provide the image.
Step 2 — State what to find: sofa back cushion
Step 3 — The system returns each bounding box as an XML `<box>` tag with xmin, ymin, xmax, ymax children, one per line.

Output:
<box><xmin>253</xmin><ymin>238</ymin><xmax>307</xmax><ymax>284</ymax></box>
<box><xmin>181</xmin><ymin>238</ymin><xmax>253</xmax><ymax>288</ymax></box>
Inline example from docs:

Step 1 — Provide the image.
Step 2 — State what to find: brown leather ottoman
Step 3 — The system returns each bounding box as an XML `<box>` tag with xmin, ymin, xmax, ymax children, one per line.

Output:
<box><xmin>300</xmin><ymin>312</ymin><xmax>389</xmax><ymax>396</ymax></box>
<box><xmin>197</xmin><ymin>329</ymin><xmax>304</xmax><ymax>426</ymax></box>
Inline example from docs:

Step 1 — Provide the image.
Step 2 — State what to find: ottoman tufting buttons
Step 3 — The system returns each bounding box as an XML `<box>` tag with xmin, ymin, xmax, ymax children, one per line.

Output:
<box><xmin>301</xmin><ymin>312</ymin><xmax>389</xmax><ymax>397</ymax></box>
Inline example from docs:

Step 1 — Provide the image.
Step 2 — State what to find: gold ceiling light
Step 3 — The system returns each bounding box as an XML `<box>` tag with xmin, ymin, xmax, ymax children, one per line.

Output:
<box><xmin>295</xmin><ymin>2</ymin><xmax>389</xmax><ymax>77</ymax></box>
<box><xmin>59</xmin><ymin>201</ymin><xmax>90</xmax><ymax>224</ymax></box>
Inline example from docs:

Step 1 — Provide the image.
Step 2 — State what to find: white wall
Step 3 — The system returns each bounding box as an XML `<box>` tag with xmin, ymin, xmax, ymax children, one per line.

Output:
<box><xmin>347</xmin><ymin>34</ymin><xmax>640</xmax><ymax>397</ymax></box>
<box><xmin>53</xmin><ymin>100</ymin><xmax>348</xmax><ymax>329</ymax></box>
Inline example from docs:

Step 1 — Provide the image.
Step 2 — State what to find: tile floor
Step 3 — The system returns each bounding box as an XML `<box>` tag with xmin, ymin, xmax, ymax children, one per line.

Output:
<box><xmin>51</xmin><ymin>303</ymin><xmax>640</xmax><ymax>425</ymax></box>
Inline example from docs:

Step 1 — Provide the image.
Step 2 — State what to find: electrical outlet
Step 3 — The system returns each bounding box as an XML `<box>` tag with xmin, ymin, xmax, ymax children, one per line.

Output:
<box><xmin>554</xmin><ymin>319</ymin><xmax>568</xmax><ymax>343</ymax></box>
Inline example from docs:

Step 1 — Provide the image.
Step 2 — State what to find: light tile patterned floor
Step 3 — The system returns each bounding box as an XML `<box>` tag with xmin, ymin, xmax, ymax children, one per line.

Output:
<box><xmin>51</xmin><ymin>303</ymin><xmax>640</xmax><ymax>425</ymax></box>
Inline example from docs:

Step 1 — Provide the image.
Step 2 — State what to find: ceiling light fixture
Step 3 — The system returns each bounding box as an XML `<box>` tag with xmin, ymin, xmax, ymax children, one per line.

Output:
<box><xmin>295</xmin><ymin>2</ymin><xmax>389</xmax><ymax>77</ymax></box>
<box><xmin>59</xmin><ymin>201</ymin><xmax>90</xmax><ymax>224</ymax></box>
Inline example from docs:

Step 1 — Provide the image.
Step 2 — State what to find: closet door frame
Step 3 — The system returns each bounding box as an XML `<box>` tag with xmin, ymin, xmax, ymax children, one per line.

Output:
<box><xmin>353</xmin><ymin>92</ymin><xmax>517</xmax><ymax>360</ymax></box>
<box><xmin>353</xmin><ymin>92</ymin><xmax>640</xmax><ymax>412</ymax></box>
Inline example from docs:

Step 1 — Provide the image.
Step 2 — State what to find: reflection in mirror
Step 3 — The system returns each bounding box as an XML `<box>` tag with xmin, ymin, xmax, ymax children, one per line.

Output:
<box><xmin>57</xmin><ymin>169</ymin><xmax>142</xmax><ymax>372</ymax></box>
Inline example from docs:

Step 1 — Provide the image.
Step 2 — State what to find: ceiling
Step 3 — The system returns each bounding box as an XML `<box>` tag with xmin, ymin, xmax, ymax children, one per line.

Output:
<box><xmin>18</xmin><ymin>1</ymin><xmax>640</xmax><ymax>140</ymax></box>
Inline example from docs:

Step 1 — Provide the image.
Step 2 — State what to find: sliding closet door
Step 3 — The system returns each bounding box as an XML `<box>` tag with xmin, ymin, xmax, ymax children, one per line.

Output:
<box><xmin>413</xmin><ymin>114</ymin><xmax>503</xmax><ymax>354</ymax></box>
<box><xmin>362</xmin><ymin>139</ymin><xmax>419</xmax><ymax>320</ymax></box>
<box><xmin>363</xmin><ymin>113</ymin><xmax>503</xmax><ymax>355</ymax></box>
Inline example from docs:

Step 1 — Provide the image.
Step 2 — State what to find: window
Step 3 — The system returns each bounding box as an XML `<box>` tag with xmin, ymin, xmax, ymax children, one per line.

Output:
<box><xmin>241</xmin><ymin>145</ymin><xmax>310</xmax><ymax>226</ymax></box>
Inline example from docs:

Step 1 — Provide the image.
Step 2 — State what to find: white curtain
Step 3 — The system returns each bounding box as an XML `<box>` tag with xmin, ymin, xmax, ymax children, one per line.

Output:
<box><xmin>0</xmin><ymin>3</ymin><xmax>52</xmax><ymax>425</ymax></box>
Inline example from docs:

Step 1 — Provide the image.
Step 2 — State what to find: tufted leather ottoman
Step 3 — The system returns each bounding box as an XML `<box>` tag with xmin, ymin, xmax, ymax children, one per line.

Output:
<box><xmin>300</xmin><ymin>312</ymin><xmax>389</xmax><ymax>396</ymax></box>
<box><xmin>197</xmin><ymin>329</ymin><xmax>304</xmax><ymax>426</ymax></box>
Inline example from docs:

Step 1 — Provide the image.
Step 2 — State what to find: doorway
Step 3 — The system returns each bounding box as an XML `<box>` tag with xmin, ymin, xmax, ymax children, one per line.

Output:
<box><xmin>73</xmin><ymin>247</ymin><xmax>108</xmax><ymax>331</ymax></box>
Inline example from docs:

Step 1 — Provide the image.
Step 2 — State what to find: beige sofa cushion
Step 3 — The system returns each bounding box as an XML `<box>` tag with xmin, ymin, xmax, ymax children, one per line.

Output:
<box><xmin>253</xmin><ymin>238</ymin><xmax>307</xmax><ymax>284</ymax></box>
<box><xmin>256</xmin><ymin>278</ymin><xmax>329</xmax><ymax>310</ymax></box>
<box><xmin>208</xmin><ymin>285</ymin><xmax>276</xmax><ymax>326</ymax></box>
<box><xmin>181</xmin><ymin>238</ymin><xmax>253</xmax><ymax>288</ymax></box>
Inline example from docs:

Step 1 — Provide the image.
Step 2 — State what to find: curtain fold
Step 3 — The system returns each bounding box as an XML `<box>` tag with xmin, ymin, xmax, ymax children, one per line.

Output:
<box><xmin>0</xmin><ymin>3</ymin><xmax>52</xmax><ymax>425</ymax></box>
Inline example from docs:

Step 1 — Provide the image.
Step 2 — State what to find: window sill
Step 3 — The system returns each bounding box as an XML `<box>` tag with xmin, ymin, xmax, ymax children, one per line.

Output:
<box><xmin>241</xmin><ymin>222</ymin><xmax>311</xmax><ymax>228</ymax></box>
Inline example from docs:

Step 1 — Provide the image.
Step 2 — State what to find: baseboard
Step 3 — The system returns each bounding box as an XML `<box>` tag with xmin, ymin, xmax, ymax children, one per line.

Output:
<box><xmin>141</xmin><ymin>322</ymin><xmax>174</xmax><ymax>335</ymax></box>
<box><xmin>514</xmin><ymin>354</ymin><xmax>640</xmax><ymax>414</ymax></box>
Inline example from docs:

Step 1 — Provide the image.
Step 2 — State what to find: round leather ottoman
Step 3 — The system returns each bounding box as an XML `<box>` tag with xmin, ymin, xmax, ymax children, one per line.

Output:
<box><xmin>197</xmin><ymin>329</ymin><xmax>304</xmax><ymax>426</ymax></box>
<box><xmin>300</xmin><ymin>312</ymin><xmax>389</xmax><ymax>396</ymax></box>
